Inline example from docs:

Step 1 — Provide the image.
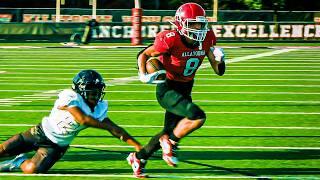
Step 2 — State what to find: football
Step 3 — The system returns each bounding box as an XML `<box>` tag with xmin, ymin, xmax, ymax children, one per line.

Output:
<box><xmin>146</xmin><ymin>58</ymin><xmax>166</xmax><ymax>80</ymax></box>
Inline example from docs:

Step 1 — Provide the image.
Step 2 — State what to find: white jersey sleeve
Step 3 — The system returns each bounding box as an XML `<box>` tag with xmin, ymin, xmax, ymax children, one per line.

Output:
<box><xmin>41</xmin><ymin>89</ymin><xmax>108</xmax><ymax>147</ymax></box>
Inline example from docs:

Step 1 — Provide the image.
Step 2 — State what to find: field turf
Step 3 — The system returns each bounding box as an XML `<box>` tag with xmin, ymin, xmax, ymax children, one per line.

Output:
<box><xmin>0</xmin><ymin>45</ymin><xmax>319</xmax><ymax>179</ymax></box>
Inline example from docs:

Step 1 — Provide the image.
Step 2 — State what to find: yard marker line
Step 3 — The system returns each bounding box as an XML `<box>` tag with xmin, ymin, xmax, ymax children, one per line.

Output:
<box><xmin>104</xmin><ymin>48</ymin><xmax>301</xmax><ymax>85</ymax></box>
<box><xmin>107</xmin><ymin>100</ymin><xmax>320</xmax><ymax>104</ymax></box>
<box><xmin>0</xmin><ymin>61</ymin><xmax>134</xmax><ymax>64</ymax></box>
<box><xmin>219</xmin><ymin>65</ymin><xmax>320</xmax><ymax>67</ymax></box>
<box><xmin>0</xmin><ymin>64</ymin><xmax>134</xmax><ymax>67</ymax></box>
<box><xmin>0</xmin><ymin>68</ymin><xmax>136</xmax><ymax>70</ymax></box>
<box><xmin>220</xmin><ymin>63</ymin><xmax>320</xmax><ymax>65</ymax></box>
<box><xmin>1</xmin><ymin>124</ymin><xmax>319</xmax><ymax>130</ymax></box>
<box><xmin>224</xmin><ymin>70</ymin><xmax>320</xmax><ymax>71</ymax></box>
<box><xmin>0</xmin><ymin>100</ymin><xmax>32</xmax><ymax>103</ymax></box>
<box><xmin>0</xmin><ymin>71</ymin><xmax>6</xmax><ymax>74</ymax></box>
<box><xmin>0</xmin><ymin>90</ymin><xmax>45</xmax><ymax>92</ymax></box>
<box><xmin>0</xmin><ymin>48</ymin><xmax>302</xmax><ymax>107</ymax></box>
<box><xmin>71</xmin><ymin>145</ymin><xmax>320</xmax><ymax>150</ymax></box>
<box><xmin>1</xmin><ymin>84</ymin><xmax>320</xmax><ymax>88</ymax></box>
<box><xmin>0</xmin><ymin>173</ymin><xmax>311</xmax><ymax>179</ymax></box>
<box><xmin>2</xmin><ymin>72</ymin><xmax>320</xmax><ymax>76</ymax></box>
<box><xmin>14</xmin><ymin>91</ymin><xmax>320</xmax><ymax>95</ymax></box>
<box><xmin>198</xmin><ymin>73</ymin><xmax>320</xmax><ymax>76</ymax></box>
<box><xmin>196</xmin><ymin>78</ymin><xmax>320</xmax><ymax>81</ymax></box>
<box><xmin>0</xmin><ymin>83</ymin><xmax>71</xmax><ymax>86</ymax></box>
<box><xmin>201</xmin><ymin>48</ymin><xmax>299</xmax><ymax>68</ymax></box>
<box><xmin>13</xmin><ymin>97</ymin><xmax>54</xmax><ymax>100</ymax></box>
<box><xmin>192</xmin><ymin>84</ymin><xmax>320</xmax><ymax>87</ymax></box>
<box><xmin>241</xmin><ymin>60</ymin><xmax>320</xmax><ymax>62</ymax></box>
<box><xmin>0</xmin><ymin>110</ymin><xmax>319</xmax><ymax>114</ymax></box>
<box><xmin>103</xmin><ymin>91</ymin><xmax>320</xmax><ymax>95</ymax></box>
<box><xmin>2</xmin><ymin>77</ymin><xmax>320</xmax><ymax>82</ymax></box>
<box><xmin>11</xmin><ymin>72</ymin><xmax>135</xmax><ymax>75</ymax></box>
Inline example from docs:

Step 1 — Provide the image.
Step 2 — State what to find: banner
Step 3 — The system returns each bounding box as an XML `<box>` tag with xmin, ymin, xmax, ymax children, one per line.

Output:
<box><xmin>0</xmin><ymin>23</ymin><xmax>319</xmax><ymax>42</ymax></box>
<box><xmin>0</xmin><ymin>14</ymin><xmax>12</xmax><ymax>22</ymax></box>
<box><xmin>23</xmin><ymin>14</ymin><xmax>113</xmax><ymax>23</ymax></box>
<box><xmin>0</xmin><ymin>8</ymin><xmax>313</xmax><ymax>23</ymax></box>
<box><xmin>94</xmin><ymin>24</ymin><xmax>320</xmax><ymax>40</ymax></box>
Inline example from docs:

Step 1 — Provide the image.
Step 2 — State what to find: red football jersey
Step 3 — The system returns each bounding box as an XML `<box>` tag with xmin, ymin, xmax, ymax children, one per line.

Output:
<box><xmin>154</xmin><ymin>30</ymin><xmax>216</xmax><ymax>82</ymax></box>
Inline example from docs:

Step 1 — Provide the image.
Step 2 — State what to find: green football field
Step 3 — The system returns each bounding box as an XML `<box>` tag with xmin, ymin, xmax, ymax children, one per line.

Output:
<box><xmin>0</xmin><ymin>45</ymin><xmax>319</xmax><ymax>179</ymax></box>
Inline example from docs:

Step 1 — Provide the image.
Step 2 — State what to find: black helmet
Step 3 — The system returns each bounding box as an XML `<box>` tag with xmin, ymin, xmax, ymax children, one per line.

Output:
<box><xmin>72</xmin><ymin>70</ymin><xmax>106</xmax><ymax>103</ymax></box>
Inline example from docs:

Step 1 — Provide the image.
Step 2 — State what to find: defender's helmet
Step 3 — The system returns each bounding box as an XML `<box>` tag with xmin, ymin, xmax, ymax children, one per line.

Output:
<box><xmin>72</xmin><ymin>70</ymin><xmax>105</xmax><ymax>103</ymax></box>
<box><xmin>174</xmin><ymin>3</ymin><xmax>208</xmax><ymax>42</ymax></box>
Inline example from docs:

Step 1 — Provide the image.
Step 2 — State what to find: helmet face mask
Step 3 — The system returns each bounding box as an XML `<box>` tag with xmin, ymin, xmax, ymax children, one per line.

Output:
<box><xmin>174</xmin><ymin>3</ymin><xmax>208</xmax><ymax>42</ymax></box>
<box><xmin>72</xmin><ymin>70</ymin><xmax>106</xmax><ymax>106</ymax></box>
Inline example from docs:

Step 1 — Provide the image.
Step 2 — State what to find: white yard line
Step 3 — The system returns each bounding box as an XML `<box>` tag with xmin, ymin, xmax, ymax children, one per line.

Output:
<box><xmin>202</xmin><ymin>48</ymin><xmax>299</xmax><ymax>68</ymax></box>
<box><xmin>224</xmin><ymin>69</ymin><xmax>320</xmax><ymax>71</ymax></box>
<box><xmin>0</xmin><ymin>64</ymin><xmax>134</xmax><ymax>67</ymax></box>
<box><xmin>4</xmin><ymin>72</ymin><xmax>320</xmax><ymax>76</ymax></box>
<box><xmin>2</xmin><ymin>77</ymin><xmax>320</xmax><ymax>82</ymax></box>
<box><xmin>195</xmin><ymin>78</ymin><xmax>320</xmax><ymax>81</ymax></box>
<box><xmin>0</xmin><ymin>90</ymin><xmax>59</xmax><ymax>106</ymax></box>
<box><xmin>218</xmin><ymin>65</ymin><xmax>320</xmax><ymax>67</ymax></box>
<box><xmin>0</xmin><ymin>61</ymin><xmax>134</xmax><ymax>64</ymax></box>
<box><xmin>0</xmin><ymin>48</ymin><xmax>304</xmax><ymax>107</ymax></box>
<box><xmin>199</xmin><ymin>73</ymin><xmax>320</xmax><ymax>76</ymax></box>
<box><xmin>14</xmin><ymin>91</ymin><xmax>320</xmax><ymax>95</ymax></box>
<box><xmin>243</xmin><ymin>59</ymin><xmax>320</xmax><ymax>62</ymax></box>
<box><xmin>70</xmin><ymin>144</ymin><xmax>320</xmax><ymax>150</ymax></box>
<box><xmin>1</xmin><ymin>84</ymin><xmax>320</xmax><ymax>87</ymax></box>
<box><xmin>0</xmin><ymin>110</ymin><xmax>319</xmax><ymax>114</ymax></box>
<box><xmin>0</xmin><ymin>173</ymin><xmax>314</xmax><ymax>179</ymax></box>
<box><xmin>107</xmin><ymin>100</ymin><xmax>320</xmax><ymax>104</ymax></box>
<box><xmin>226</xmin><ymin>62</ymin><xmax>320</xmax><ymax>65</ymax></box>
<box><xmin>0</xmin><ymin>124</ymin><xmax>319</xmax><ymax>130</ymax></box>
<box><xmin>1</xmin><ymin>48</ymin><xmax>297</xmax><ymax>86</ymax></box>
<box><xmin>0</xmin><ymin>68</ymin><xmax>136</xmax><ymax>70</ymax></box>
<box><xmin>2</xmin><ymin>98</ymin><xmax>320</xmax><ymax>104</ymax></box>
<box><xmin>11</xmin><ymin>72</ymin><xmax>135</xmax><ymax>75</ymax></box>
<box><xmin>0</xmin><ymin>100</ymin><xmax>32</xmax><ymax>103</ymax></box>
<box><xmin>191</xmin><ymin>84</ymin><xmax>320</xmax><ymax>87</ymax></box>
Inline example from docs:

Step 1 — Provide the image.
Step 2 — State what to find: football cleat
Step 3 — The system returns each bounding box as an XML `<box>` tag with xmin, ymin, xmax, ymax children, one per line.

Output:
<box><xmin>159</xmin><ymin>136</ymin><xmax>179</xmax><ymax>167</ymax></box>
<box><xmin>127</xmin><ymin>152</ymin><xmax>148</xmax><ymax>178</ymax></box>
<box><xmin>0</xmin><ymin>154</ymin><xmax>27</xmax><ymax>172</ymax></box>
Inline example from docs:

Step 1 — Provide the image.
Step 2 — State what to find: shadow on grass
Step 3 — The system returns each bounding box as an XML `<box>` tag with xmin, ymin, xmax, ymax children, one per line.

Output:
<box><xmin>62</xmin><ymin>149</ymin><xmax>320</xmax><ymax>161</ymax></box>
<box><xmin>59</xmin><ymin>146</ymin><xmax>320</xmax><ymax>178</ymax></box>
<box><xmin>48</xmin><ymin>167</ymin><xmax>320</xmax><ymax>178</ymax></box>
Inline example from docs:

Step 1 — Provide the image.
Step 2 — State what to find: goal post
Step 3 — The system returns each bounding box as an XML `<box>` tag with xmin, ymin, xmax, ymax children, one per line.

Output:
<box><xmin>89</xmin><ymin>0</ymin><xmax>97</xmax><ymax>19</ymax></box>
<box><xmin>131</xmin><ymin>0</ymin><xmax>143</xmax><ymax>45</ymax></box>
<box><xmin>56</xmin><ymin>0</ymin><xmax>97</xmax><ymax>22</ymax></box>
<box><xmin>212</xmin><ymin>0</ymin><xmax>218</xmax><ymax>22</ymax></box>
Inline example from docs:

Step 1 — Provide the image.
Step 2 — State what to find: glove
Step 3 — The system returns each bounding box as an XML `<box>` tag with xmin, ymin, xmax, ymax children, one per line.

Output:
<box><xmin>211</xmin><ymin>47</ymin><xmax>225</xmax><ymax>62</ymax></box>
<box><xmin>139</xmin><ymin>70</ymin><xmax>166</xmax><ymax>84</ymax></box>
<box><xmin>139</xmin><ymin>71</ymin><xmax>159</xmax><ymax>84</ymax></box>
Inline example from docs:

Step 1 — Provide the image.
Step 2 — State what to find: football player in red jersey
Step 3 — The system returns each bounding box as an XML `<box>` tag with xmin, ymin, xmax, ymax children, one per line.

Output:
<box><xmin>127</xmin><ymin>2</ymin><xmax>225</xmax><ymax>178</ymax></box>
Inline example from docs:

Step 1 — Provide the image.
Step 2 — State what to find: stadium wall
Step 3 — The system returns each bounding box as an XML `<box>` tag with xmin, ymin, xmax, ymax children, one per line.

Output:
<box><xmin>0</xmin><ymin>9</ymin><xmax>319</xmax><ymax>43</ymax></box>
<box><xmin>0</xmin><ymin>22</ymin><xmax>319</xmax><ymax>43</ymax></box>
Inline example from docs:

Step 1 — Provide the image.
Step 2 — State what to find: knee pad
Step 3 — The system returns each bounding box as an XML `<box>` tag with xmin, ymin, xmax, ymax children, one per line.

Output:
<box><xmin>186</xmin><ymin>103</ymin><xmax>206</xmax><ymax>120</ymax></box>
